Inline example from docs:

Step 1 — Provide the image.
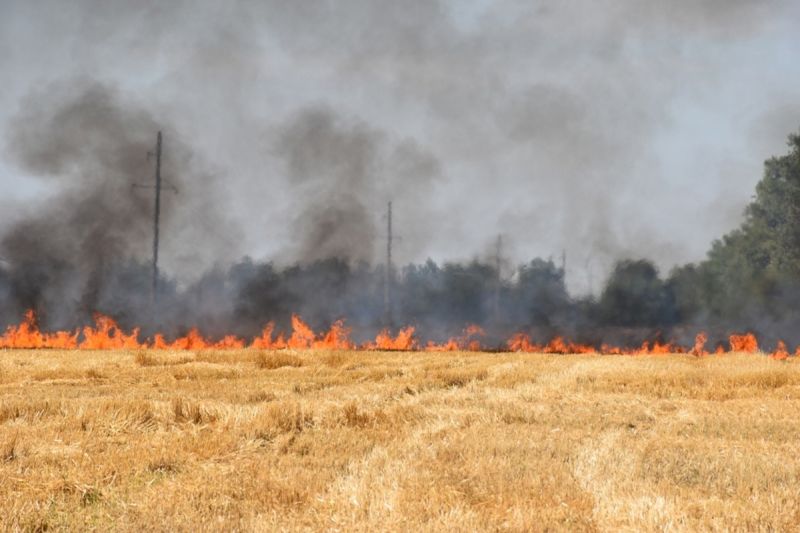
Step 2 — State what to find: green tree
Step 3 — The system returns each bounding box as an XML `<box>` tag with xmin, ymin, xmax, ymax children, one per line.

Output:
<box><xmin>689</xmin><ymin>131</ymin><xmax>800</xmax><ymax>321</ymax></box>
<box><xmin>598</xmin><ymin>259</ymin><xmax>675</xmax><ymax>327</ymax></box>
<box><xmin>514</xmin><ymin>258</ymin><xmax>570</xmax><ymax>327</ymax></box>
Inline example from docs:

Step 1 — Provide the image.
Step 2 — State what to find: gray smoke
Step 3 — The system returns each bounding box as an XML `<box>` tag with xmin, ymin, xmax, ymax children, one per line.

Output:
<box><xmin>1</xmin><ymin>0</ymin><xmax>799</xmax><ymax>301</ymax></box>
<box><xmin>274</xmin><ymin>106</ymin><xmax>439</xmax><ymax>262</ymax></box>
<box><xmin>1</xmin><ymin>80</ymin><xmax>236</xmax><ymax>329</ymax></box>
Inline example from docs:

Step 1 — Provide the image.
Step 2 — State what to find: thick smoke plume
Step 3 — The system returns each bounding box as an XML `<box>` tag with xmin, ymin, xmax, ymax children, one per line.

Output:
<box><xmin>1</xmin><ymin>81</ymin><xmax>235</xmax><ymax>332</ymax></box>
<box><xmin>5</xmin><ymin>0</ymin><xmax>798</xmax><ymax>287</ymax></box>
<box><xmin>275</xmin><ymin>106</ymin><xmax>439</xmax><ymax>263</ymax></box>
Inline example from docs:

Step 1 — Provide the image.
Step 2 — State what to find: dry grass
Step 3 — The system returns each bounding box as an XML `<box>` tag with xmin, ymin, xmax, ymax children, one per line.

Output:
<box><xmin>256</xmin><ymin>351</ymin><xmax>305</xmax><ymax>369</ymax></box>
<box><xmin>1</xmin><ymin>349</ymin><xmax>799</xmax><ymax>531</ymax></box>
<box><xmin>134</xmin><ymin>350</ymin><xmax>195</xmax><ymax>367</ymax></box>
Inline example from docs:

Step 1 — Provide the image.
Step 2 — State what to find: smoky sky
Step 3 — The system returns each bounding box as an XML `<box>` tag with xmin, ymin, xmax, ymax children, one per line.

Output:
<box><xmin>1</xmin><ymin>0</ymin><xmax>800</xmax><ymax>293</ymax></box>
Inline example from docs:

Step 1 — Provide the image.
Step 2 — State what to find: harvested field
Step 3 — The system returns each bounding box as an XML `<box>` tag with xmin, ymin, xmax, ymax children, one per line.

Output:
<box><xmin>1</xmin><ymin>349</ymin><xmax>799</xmax><ymax>531</ymax></box>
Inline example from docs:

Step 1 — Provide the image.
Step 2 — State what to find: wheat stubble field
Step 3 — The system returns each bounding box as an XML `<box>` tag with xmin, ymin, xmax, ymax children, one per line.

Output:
<box><xmin>1</xmin><ymin>349</ymin><xmax>800</xmax><ymax>532</ymax></box>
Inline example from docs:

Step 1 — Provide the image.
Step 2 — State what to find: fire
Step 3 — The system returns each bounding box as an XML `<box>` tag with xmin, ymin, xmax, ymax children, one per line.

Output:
<box><xmin>311</xmin><ymin>319</ymin><xmax>353</xmax><ymax>350</ymax></box>
<box><xmin>508</xmin><ymin>334</ymin><xmax>596</xmax><ymax>354</ymax></box>
<box><xmin>600</xmin><ymin>343</ymin><xmax>623</xmax><ymax>355</ymax></box>
<box><xmin>80</xmin><ymin>314</ymin><xmax>143</xmax><ymax>350</ymax></box>
<box><xmin>648</xmin><ymin>341</ymin><xmax>681</xmax><ymax>355</ymax></box>
<box><xmin>214</xmin><ymin>335</ymin><xmax>246</xmax><ymax>350</ymax></box>
<box><xmin>510</xmin><ymin>335</ymin><xmax>685</xmax><ymax>356</ymax></box>
<box><xmin>729</xmin><ymin>333</ymin><xmax>758</xmax><ymax>353</ymax></box>
<box><xmin>364</xmin><ymin>327</ymin><xmax>417</xmax><ymax>350</ymax></box>
<box><xmin>691</xmin><ymin>332</ymin><xmax>708</xmax><ymax>356</ymax></box>
<box><xmin>425</xmin><ymin>324</ymin><xmax>485</xmax><ymax>352</ymax></box>
<box><xmin>167</xmin><ymin>329</ymin><xmax>209</xmax><ymax>350</ymax></box>
<box><xmin>281</xmin><ymin>316</ymin><xmax>354</xmax><ymax>349</ymax></box>
<box><xmin>288</xmin><ymin>315</ymin><xmax>316</xmax><ymax>348</ymax></box>
<box><xmin>0</xmin><ymin>310</ymin><xmax>797</xmax><ymax>358</ymax></box>
<box><xmin>771</xmin><ymin>340</ymin><xmax>790</xmax><ymax>360</ymax></box>
<box><xmin>250</xmin><ymin>323</ymin><xmax>287</xmax><ymax>349</ymax></box>
<box><xmin>0</xmin><ymin>310</ymin><xmax>78</xmax><ymax>349</ymax></box>
<box><xmin>508</xmin><ymin>332</ymin><xmax>535</xmax><ymax>352</ymax></box>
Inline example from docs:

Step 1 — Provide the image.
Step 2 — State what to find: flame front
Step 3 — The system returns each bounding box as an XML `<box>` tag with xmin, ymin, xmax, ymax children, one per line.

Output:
<box><xmin>364</xmin><ymin>327</ymin><xmax>417</xmax><ymax>350</ymax></box>
<box><xmin>1</xmin><ymin>310</ymin><xmax>78</xmax><ymax>349</ymax></box>
<box><xmin>425</xmin><ymin>324</ymin><xmax>485</xmax><ymax>352</ymax></box>
<box><xmin>0</xmin><ymin>310</ymin><xmax>798</xmax><ymax>357</ymax></box>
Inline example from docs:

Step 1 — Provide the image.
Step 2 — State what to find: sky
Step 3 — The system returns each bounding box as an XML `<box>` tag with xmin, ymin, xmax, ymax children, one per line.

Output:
<box><xmin>1</xmin><ymin>0</ymin><xmax>799</xmax><ymax>294</ymax></box>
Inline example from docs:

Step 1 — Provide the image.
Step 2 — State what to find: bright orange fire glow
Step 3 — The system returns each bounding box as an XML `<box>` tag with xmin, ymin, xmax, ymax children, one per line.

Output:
<box><xmin>508</xmin><ymin>334</ymin><xmax>596</xmax><ymax>354</ymax></box>
<box><xmin>364</xmin><ymin>327</ymin><xmax>417</xmax><ymax>350</ymax></box>
<box><xmin>0</xmin><ymin>310</ymin><xmax>78</xmax><ymax>349</ymax></box>
<box><xmin>250</xmin><ymin>323</ymin><xmax>287</xmax><ymax>350</ymax></box>
<box><xmin>80</xmin><ymin>314</ymin><xmax>142</xmax><ymax>350</ymax></box>
<box><xmin>0</xmin><ymin>310</ymin><xmax>797</xmax><ymax>357</ymax></box>
<box><xmin>771</xmin><ymin>340</ymin><xmax>790</xmax><ymax>360</ymax></box>
<box><xmin>310</xmin><ymin>319</ymin><xmax>353</xmax><ymax>350</ymax></box>
<box><xmin>425</xmin><ymin>324</ymin><xmax>485</xmax><ymax>352</ymax></box>
<box><xmin>729</xmin><ymin>333</ymin><xmax>758</xmax><ymax>353</ymax></box>
<box><xmin>691</xmin><ymin>332</ymin><xmax>708</xmax><ymax>356</ymax></box>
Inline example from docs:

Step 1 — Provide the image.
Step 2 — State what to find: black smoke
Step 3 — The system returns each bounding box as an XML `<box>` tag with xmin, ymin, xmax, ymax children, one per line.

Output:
<box><xmin>1</xmin><ymin>81</ymin><xmax>234</xmax><ymax>333</ymax></box>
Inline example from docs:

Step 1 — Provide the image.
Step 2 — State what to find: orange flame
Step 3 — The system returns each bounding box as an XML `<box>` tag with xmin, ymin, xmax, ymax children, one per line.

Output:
<box><xmin>729</xmin><ymin>333</ymin><xmax>758</xmax><ymax>353</ymax></box>
<box><xmin>690</xmin><ymin>332</ymin><xmax>708</xmax><ymax>356</ymax></box>
<box><xmin>214</xmin><ymin>335</ymin><xmax>246</xmax><ymax>350</ymax></box>
<box><xmin>287</xmin><ymin>314</ymin><xmax>316</xmax><ymax>348</ymax></box>
<box><xmin>508</xmin><ymin>332</ymin><xmax>536</xmax><ymax>352</ymax></box>
<box><xmin>250</xmin><ymin>323</ymin><xmax>287</xmax><ymax>349</ymax></box>
<box><xmin>312</xmin><ymin>319</ymin><xmax>353</xmax><ymax>350</ymax></box>
<box><xmin>599</xmin><ymin>343</ymin><xmax>621</xmax><ymax>355</ymax></box>
<box><xmin>0</xmin><ymin>310</ymin><xmax>79</xmax><ymax>349</ymax></box>
<box><xmin>426</xmin><ymin>324</ymin><xmax>485</xmax><ymax>352</ymax></box>
<box><xmin>364</xmin><ymin>327</ymin><xmax>417</xmax><ymax>350</ymax></box>
<box><xmin>80</xmin><ymin>314</ymin><xmax>143</xmax><ymax>350</ymax></box>
<box><xmin>1</xmin><ymin>310</ymin><xmax>795</xmax><ymax>357</ymax></box>
<box><xmin>771</xmin><ymin>340</ymin><xmax>789</xmax><ymax>360</ymax></box>
<box><xmin>169</xmin><ymin>328</ymin><xmax>208</xmax><ymax>350</ymax></box>
<box><xmin>508</xmin><ymin>333</ymin><xmax>596</xmax><ymax>354</ymax></box>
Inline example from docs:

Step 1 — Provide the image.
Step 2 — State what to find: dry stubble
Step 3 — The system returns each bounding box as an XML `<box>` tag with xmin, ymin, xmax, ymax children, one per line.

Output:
<box><xmin>1</xmin><ymin>349</ymin><xmax>799</xmax><ymax>531</ymax></box>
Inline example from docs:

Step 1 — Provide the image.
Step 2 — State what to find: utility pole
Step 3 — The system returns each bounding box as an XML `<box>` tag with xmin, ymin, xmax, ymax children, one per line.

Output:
<box><xmin>384</xmin><ymin>201</ymin><xmax>393</xmax><ymax>327</ymax></box>
<box><xmin>561</xmin><ymin>249</ymin><xmax>567</xmax><ymax>276</ymax></box>
<box><xmin>134</xmin><ymin>131</ymin><xmax>176</xmax><ymax>305</ymax></box>
<box><xmin>493</xmin><ymin>235</ymin><xmax>502</xmax><ymax>322</ymax></box>
<box><xmin>585</xmin><ymin>254</ymin><xmax>594</xmax><ymax>297</ymax></box>
<box><xmin>152</xmin><ymin>131</ymin><xmax>163</xmax><ymax>301</ymax></box>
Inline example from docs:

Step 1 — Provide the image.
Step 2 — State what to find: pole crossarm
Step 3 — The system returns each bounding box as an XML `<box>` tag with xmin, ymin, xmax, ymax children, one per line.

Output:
<box><xmin>130</xmin><ymin>131</ymin><xmax>177</xmax><ymax>305</ymax></box>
